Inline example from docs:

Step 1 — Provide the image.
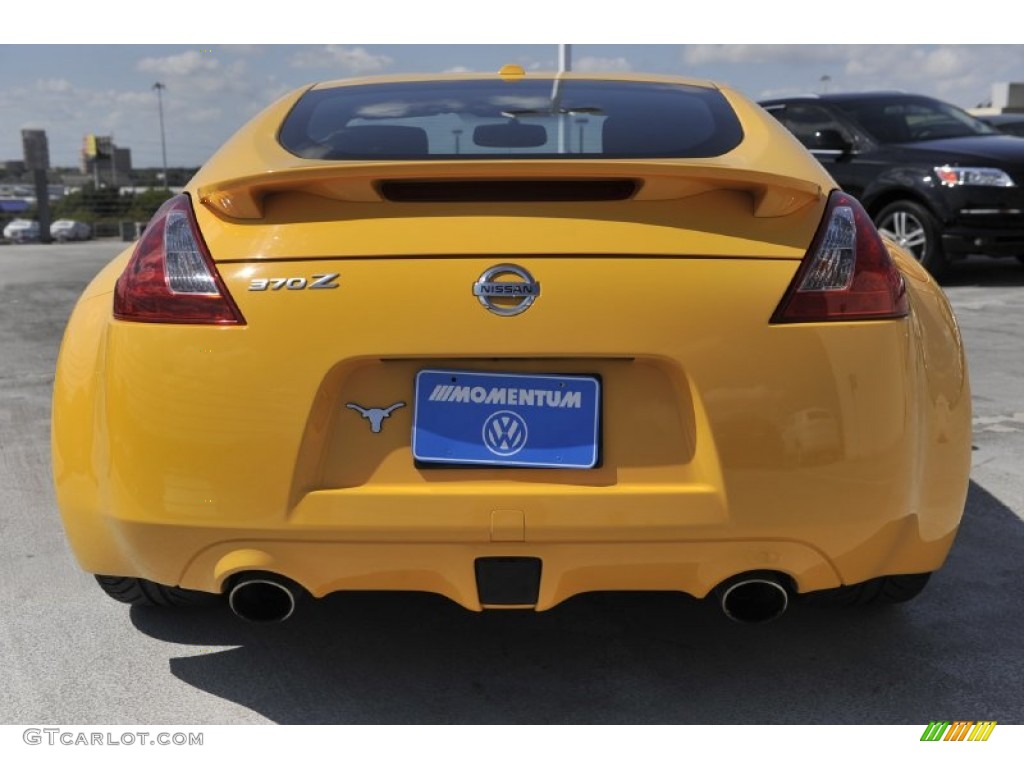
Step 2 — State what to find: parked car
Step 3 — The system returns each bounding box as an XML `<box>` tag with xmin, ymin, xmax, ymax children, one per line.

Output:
<box><xmin>760</xmin><ymin>92</ymin><xmax>1024</xmax><ymax>276</ymax></box>
<box><xmin>50</xmin><ymin>219</ymin><xmax>91</xmax><ymax>242</ymax></box>
<box><xmin>978</xmin><ymin>113</ymin><xmax>1024</xmax><ymax>138</ymax></box>
<box><xmin>3</xmin><ymin>218</ymin><xmax>40</xmax><ymax>243</ymax></box>
<box><xmin>53</xmin><ymin>70</ymin><xmax>971</xmax><ymax>625</ymax></box>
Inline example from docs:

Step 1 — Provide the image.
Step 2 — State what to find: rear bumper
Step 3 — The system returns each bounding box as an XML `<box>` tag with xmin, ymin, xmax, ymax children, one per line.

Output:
<box><xmin>943</xmin><ymin>224</ymin><xmax>1024</xmax><ymax>257</ymax></box>
<box><xmin>103</xmin><ymin>520</ymin><xmax>959</xmax><ymax>611</ymax></box>
<box><xmin>942</xmin><ymin>188</ymin><xmax>1024</xmax><ymax>256</ymax></box>
<box><xmin>62</xmin><ymin>446</ymin><xmax>964</xmax><ymax>611</ymax></box>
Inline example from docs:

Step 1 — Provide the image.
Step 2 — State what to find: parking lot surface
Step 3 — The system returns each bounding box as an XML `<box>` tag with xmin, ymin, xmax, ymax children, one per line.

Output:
<box><xmin>1</xmin><ymin>241</ymin><xmax>1022</xmax><ymax>724</ymax></box>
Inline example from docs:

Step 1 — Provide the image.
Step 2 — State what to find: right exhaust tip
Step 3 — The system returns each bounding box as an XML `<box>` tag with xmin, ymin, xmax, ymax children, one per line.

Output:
<box><xmin>228</xmin><ymin>577</ymin><xmax>297</xmax><ymax>623</ymax></box>
<box><xmin>719</xmin><ymin>575</ymin><xmax>790</xmax><ymax>624</ymax></box>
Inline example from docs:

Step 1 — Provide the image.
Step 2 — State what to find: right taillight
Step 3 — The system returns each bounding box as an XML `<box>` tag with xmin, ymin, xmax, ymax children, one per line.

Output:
<box><xmin>771</xmin><ymin>190</ymin><xmax>908</xmax><ymax>323</ymax></box>
<box><xmin>114</xmin><ymin>194</ymin><xmax>245</xmax><ymax>325</ymax></box>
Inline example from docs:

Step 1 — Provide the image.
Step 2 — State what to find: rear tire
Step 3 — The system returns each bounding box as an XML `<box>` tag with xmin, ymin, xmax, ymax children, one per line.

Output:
<box><xmin>830</xmin><ymin>573</ymin><xmax>932</xmax><ymax>606</ymax></box>
<box><xmin>875</xmin><ymin>200</ymin><xmax>948</xmax><ymax>279</ymax></box>
<box><xmin>95</xmin><ymin>575</ymin><xmax>215</xmax><ymax>608</ymax></box>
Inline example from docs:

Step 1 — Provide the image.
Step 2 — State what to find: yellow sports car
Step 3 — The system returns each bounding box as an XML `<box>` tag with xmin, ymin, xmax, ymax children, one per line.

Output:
<box><xmin>52</xmin><ymin>69</ymin><xmax>971</xmax><ymax>624</ymax></box>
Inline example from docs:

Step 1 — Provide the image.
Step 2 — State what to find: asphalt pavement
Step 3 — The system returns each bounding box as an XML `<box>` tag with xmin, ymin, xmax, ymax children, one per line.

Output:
<box><xmin>0</xmin><ymin>241</ymin><xmax>1021</xmax><ymax>725</ymax></box>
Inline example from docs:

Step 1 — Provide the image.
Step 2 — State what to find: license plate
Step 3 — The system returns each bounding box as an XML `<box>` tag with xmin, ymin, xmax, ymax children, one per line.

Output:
<box><xmin>412</xmin><ymin>370</ymin><xmax>600</xmax><ymax>469</ymax></box>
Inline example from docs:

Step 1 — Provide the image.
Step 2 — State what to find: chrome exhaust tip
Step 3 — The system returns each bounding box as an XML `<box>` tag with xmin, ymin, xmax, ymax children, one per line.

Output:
<box><xmin>719</xmin><ymin>575</ymin><xmax>790</xmax><ymax>624</ymax></box>
<box><xmin>228</xmin><ymin>577</ymin><xmax>297</xmax><ymax>623</ymax></box>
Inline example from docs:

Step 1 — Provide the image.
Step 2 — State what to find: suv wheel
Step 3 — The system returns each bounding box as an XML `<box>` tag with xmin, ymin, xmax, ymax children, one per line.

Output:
<box><xmin>875</xmin><ymin>200</ymin><xmax>947</xmax><ymax>278</ymax></box>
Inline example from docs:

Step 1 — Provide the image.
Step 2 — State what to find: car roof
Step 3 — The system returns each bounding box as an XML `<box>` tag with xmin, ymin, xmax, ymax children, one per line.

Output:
<box><xmin>760</xmin><ymin>91</ymin><xmax>915</xmax><ymax>105</ymax></box>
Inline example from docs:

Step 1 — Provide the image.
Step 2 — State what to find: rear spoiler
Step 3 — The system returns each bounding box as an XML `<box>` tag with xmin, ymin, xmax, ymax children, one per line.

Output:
<box><xmin>196</xmin><ymin>160</ymin><xmax>822</xmax><ymax>221</ymax></box>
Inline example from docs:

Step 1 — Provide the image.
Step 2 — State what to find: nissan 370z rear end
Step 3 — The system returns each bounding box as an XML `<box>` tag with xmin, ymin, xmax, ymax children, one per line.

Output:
<box><xmin>52</xmin><ymin>70</ymin><xmax>971</xmax><ymax>623</ymax></box>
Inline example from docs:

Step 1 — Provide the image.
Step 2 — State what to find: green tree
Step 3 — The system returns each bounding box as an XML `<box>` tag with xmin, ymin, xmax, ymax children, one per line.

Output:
<box><xmin>51</xmin><ymin>185</ymin><xmax>128</xmax><ymax>223</ymax></box>
<box><xmin>124</xmin><ymin>189</ymin><xmax>175</xmax><ymax>222</ymax></box>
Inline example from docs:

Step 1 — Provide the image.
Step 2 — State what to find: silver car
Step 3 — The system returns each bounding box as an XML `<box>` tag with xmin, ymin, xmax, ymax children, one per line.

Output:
<box><xmin>3</xmin><ymin>219</ymin><xmax>40</xmax><ymax>243</ymax></box>
<box><xmin>50</xmin><ymin>219</ymin><xmax>92</xmax><ymax>242</ymax></box>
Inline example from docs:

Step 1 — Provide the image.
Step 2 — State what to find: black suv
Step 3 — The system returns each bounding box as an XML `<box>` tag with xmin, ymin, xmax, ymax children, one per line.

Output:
<box><xmin>760</xmin><ymin>92</ymin><xmax>1024</xmax><ymax>276</ymax></box>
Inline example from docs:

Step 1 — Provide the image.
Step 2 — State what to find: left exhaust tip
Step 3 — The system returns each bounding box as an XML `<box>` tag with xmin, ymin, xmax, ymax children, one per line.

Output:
<box><xmin>718</xmin><ymin>573</ymin><xmax>790</xmax><ymax>624</ymax></box>
<box><xmin>228</xmin><ymin>576</ymin><xmax>297</xmax><ymax>623</ymax></box>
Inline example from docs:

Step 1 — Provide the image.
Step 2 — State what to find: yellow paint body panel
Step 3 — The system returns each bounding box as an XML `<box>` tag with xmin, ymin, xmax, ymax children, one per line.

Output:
<box><xmin>52</xmin><ymin>73</ymin><xmax>971</xmax><ymax>611</ymax></box>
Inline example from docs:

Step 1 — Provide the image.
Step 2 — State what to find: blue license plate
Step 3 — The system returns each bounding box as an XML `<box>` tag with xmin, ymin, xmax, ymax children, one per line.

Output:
<box><xmin>412</xmin><ymin>370</ymin><xmax>600</xmax><ymax>469</ymax></box>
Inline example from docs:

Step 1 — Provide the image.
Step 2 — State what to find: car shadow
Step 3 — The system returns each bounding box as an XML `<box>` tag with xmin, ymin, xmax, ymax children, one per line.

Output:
<box><xmin>131</xmin><ymin>480</ymin><xmax>1024</xmax><ymax>724</ymax></box>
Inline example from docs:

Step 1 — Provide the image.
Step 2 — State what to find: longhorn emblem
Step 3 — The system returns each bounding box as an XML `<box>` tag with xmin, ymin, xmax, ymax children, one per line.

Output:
<box><xmin>346</xmin><ymin>401</ymin><xmax>406</xmax><ymax>433</ymax></box>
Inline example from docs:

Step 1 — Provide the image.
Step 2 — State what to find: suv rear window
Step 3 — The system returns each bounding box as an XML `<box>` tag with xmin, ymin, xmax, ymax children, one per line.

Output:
<box><xmin>279</xmin><ymin>79</ymin><xmax>744</xmax><ymax>160</ymax></box>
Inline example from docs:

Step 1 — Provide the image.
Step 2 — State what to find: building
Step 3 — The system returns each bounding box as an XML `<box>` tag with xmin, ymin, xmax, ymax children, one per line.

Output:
<box><xmin>81</xmin><ymin>135</ymin><xmax>133</xmax><ymax>185</ymax></box>
<box><xmin>972</xmin><ymin>82</ymin><xmax>1024</xmax><ymax>116</ymax></box>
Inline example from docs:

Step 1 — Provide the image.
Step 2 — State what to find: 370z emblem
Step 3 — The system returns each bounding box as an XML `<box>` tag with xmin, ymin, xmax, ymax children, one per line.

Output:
<box><xmin>248</xmin><ymin>273</ymin><xmax>340</xmax><ymax>291</ymax></box>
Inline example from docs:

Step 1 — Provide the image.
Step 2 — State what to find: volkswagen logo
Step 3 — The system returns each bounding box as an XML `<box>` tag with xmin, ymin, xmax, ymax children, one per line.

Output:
<box><xmin>482</xmin><ymin>411</ymin><xmax>529</xmax><ymax>457</ymax></box>
<box><xmin>472</xmin><ymin>263</ymin><xmax>540</xmax><ymax>317</ymax></box>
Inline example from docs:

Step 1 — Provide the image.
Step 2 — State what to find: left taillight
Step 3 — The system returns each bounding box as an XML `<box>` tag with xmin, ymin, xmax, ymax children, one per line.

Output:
<box><xmin>114</xmin><ymin>194</ymin><xmax>245</xmax><ymax>325</ymax></box>
<box><xmin>771</xmin><ymin>190</ymin><xmax>908</xmax><ymax>324</ymax></box>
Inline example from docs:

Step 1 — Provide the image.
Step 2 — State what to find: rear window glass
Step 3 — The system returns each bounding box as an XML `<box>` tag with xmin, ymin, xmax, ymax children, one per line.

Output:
<box><xmin>279</xmin><ymin>79</ymin><xmax>743</xmax><ymax>160</ymax></box>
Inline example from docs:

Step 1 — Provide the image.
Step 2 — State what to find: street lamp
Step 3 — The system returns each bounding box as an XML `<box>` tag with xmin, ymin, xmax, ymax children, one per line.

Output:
<box><xmin>153</xmin><ymin>82</ymin><xmax>169</xmax><ymax>189</ymax></box>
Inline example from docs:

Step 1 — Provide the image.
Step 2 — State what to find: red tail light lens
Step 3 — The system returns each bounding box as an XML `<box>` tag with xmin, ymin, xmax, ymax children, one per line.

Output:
<box><xmin>771</xmin><ymin>191</ymin><xmax>908</xmax><ymax>323</ymax></box>
<box><xmin>114</xmin><ymin>194</ymin><xmax>245</xmax><ymax>325</ymax></box>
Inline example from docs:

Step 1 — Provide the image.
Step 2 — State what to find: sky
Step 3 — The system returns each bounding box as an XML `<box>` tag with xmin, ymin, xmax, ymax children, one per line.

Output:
<box><xmin>2</xmin><ymin>5</ymin><xmax>1021</xmax><ymax>169</ymax></box>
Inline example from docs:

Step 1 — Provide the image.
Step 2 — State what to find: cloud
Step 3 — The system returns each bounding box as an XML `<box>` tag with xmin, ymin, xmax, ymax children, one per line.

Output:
<box><xmin>844</xmin><ymin>45</ymin><xmax>1003</xmax><ymax>85</ymax></box>
<box><xmin>838</xmin><ymin>45</ymin><xmax>1019</xmax><ymax>105</ymax></box>
<box><xmin>683</xmin><ymin>45</ymin><xmax>1022</xmax><ymax>109</ymax></box>
<box><xmin>36</xmin><ymin>78</ymin><xmax>73</xmax><ymax>94</ymax></box>
<box><xmin>288</xmin><ymin>46</ymin><xmax>393</xmax><ymax>74</ymax></box>
<box><xmin>0</xmin><ymin>60</ymin><xmax>293</xmax><ymax>168</ymax></box>
<box><xmin>920</xmin><ymin>47</ymin><xmax>963</xmax><ymax>78</ymax></box>
<box><xmin>220</xmin><ymin>45</ymin><xmax>268</xmax><ymax>56</ymax></box>
<box><xmin>138</xmin><ymin>50</ymin><xmax>220</xmax><ymax>77</ymax></box>
<box><xmin>575</xmin><ymin>56</ymin><xmax>631</xmax><ymax>72</ymax></box>
<box><xmin>683</xmin><ymin>45</ymin><xmax>836</xmax><ymax>66</ymax></box>
<box><xmin>184</xmin><ymin>106</ymin><xmax>223</xmax><ymax>124</ymax></box>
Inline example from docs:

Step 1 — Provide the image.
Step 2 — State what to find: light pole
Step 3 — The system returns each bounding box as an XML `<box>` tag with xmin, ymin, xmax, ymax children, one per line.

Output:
<box><xmin>558</xmin><ymin>43</ymin><xmax>571</xmax><ymax>73</ymax></box>
<box><xmin>554</xmin><ymin>44</ymin><xmax>572</xmax><ymax>154</ymax></box>
<box><xmin>153</xmin><ymin>82</ymin><xmax>169</xmax><ymax>189</ymax></box>
<box><xmin>575</xmin><ymin>116</ymin><xmax>588</xmax><ymax>154</ymax></box>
